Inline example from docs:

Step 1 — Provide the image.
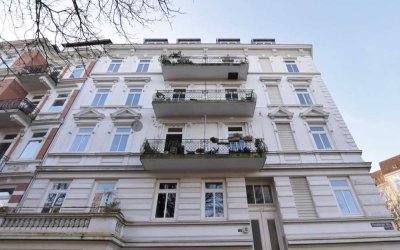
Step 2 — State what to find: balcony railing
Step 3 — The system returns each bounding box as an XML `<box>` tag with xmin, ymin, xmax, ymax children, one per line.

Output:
<box><xmin>154</xmin><ymin>89</ymin><xmax>256</xmax><ymax>102</ymax></box>
<box><xmin>0</xmin><ymin>154</ymin><xmax>9</xmax><ymax>171</ymax></box>
<box><xmin>160</xmin><ymin>54</ymin><xmax>248</xmax><ymax>65</ymax></box>
<box><xmin>17</xmin><ymin>65</ymin><xmax>61</xmax><ymax>83</ymax></box>
<box><xmin>0</xmin><ymin>98</ymin><xmax>36</xmax><ymax>116</ymax></box>
<box><xmin>142</xmin><ymin>138</ymin><xmax>266</xmax><ymax>156</ymax></box>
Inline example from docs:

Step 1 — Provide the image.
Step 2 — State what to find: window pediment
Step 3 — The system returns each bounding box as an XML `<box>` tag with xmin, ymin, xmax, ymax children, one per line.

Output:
<box><xmin>300</xmin><ymin>107</ymin><xmax>329</xmax><ymax>120</ymax></box>
<box><xmin>110</xmin><ymin>108</ymin><xmax>141</xmax><ymax>125</ymax></box>
<box><xmin>268</xmin><ymin>107</ymin><xmax>293</xmax><ymax>119</ymax></box>
<box><xmin>73</xmin><ymin>108</ymin><xmax>105</xmax><ymax>125</ymax></box>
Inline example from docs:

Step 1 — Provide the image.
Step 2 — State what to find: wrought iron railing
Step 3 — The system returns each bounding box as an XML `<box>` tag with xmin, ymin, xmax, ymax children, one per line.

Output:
<box><xmin>154</xmin><ymin>89</ymin><xmax>256</xmax><ymax>102</ymax></box>
<box><xmin>17</xmin><ymin>65</ymin><xmax>61</xmax><ymax>83</ymax></box>
<box><xmin>160</xmin><ymin>54</ymin><xmax>248</xmax><ymax>65</ymax></box>
<box><xmin>0</xmin><ymin>98</ymin><xmax>37</xmax><ymax>116</ymax></box>
<box><xmin>0</xmin><ymin>154</ymin><xmax>9</xmax><ymax>171</ymax></box>
<box><xmin>141</xmin><ymin>138</ymin><xmax>266</xmax><ymax>156</ymax></box>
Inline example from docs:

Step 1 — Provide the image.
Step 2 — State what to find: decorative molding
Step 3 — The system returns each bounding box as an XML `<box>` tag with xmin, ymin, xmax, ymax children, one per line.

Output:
<box><xmin>110</xmin><ymin>108</ymin><xmax>141</xmax><ymax>125</ymax></box>
<box><xmin>300</xmin><ymin>107</ymin><xmax>329</xmax><ymax>120</ymax></box>
<box><xmin>268</xmin><ymin>107</ymin><xmax>294</xmax><ymax>120</ymax></box>
<box><xmin>73</xmin><ymin>108</ymin><xmax>105</xmax><ymax>125</ymax></box>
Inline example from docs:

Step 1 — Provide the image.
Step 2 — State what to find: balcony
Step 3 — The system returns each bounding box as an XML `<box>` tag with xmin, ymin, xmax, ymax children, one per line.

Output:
<box><xmin>17</xmin><ymin>65</ymin><xmax>60</xmax><ymax>91</ymax></box>
<box><xmin>140</xmin><ymin>138</ymin><xmax>267</xmax><ymax>171</ymax></box>
<box><xmin>0</xmin><ymin>98</ymin><xmax>36</xmax><ymax>128</ymax></box>
<box><xmin>152</xmin><ymin>89</ymin><xmax>256</xmax><ymax>118</ymax></box>
<box><xmin>0</xmin><ymin>212</ymin><xmax>124</xmax><ymax>239</ymax></box>
<box><xmin>160</xmin><ymin>53</ymin><xmax>249</xmax><ymax>80</ymax></box>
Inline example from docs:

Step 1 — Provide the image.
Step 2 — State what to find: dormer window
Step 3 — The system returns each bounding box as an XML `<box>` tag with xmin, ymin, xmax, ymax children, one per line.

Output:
<box><xmin>143</xmin><ymin>39</ymin><xmax>168</xmax><ymax>45</ymax></box>
<box><xmin>177</xmin><ymin>39</ymin><xmax>201</xmax><ymax>44</ymax></box>
<box><xmin>216</xmin><ymin>39</ymin><xmax>240</xmax><ymax>44</ymax></box>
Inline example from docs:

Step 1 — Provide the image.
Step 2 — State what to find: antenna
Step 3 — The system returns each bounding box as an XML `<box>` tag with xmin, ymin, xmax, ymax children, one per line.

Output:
<box><xmin>131</xmin><ymin>119</ymin><xmax>143</xmax><ymax>132</ymax></box>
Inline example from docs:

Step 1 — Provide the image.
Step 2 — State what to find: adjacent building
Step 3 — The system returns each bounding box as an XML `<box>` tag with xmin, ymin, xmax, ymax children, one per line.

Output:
<box><xmin>0</xmin><ymin>38</ymin><xmax>399</xmax><ymax>250</ymax></box>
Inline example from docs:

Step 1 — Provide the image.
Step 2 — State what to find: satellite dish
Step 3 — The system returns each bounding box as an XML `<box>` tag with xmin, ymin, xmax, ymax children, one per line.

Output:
<box><xmin>131</xmin><ymin>119</ymin><xmax>143</xmax><ymax>132</ymax></box>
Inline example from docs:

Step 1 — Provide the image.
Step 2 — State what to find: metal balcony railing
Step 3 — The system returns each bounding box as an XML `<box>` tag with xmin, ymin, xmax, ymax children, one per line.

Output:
<box><xmin>142</xmin><ymin>138</ymin><xmax>266</xmax><ymax>156</ymax></box>
<box><xmin>154</xmin><ymin>89</ymin><xmax>256</xmax><ymax>102</ymax></box>
<box><xmin>0</xmin><ymin>154</ymin><xmax>9</xmax><ymax>171</ymax></box>
<box><xmin>17</xmin><ymin>65</ymin><xmax>61</xmax><ymax>83</ymax></box>
<box><xmin>0</xmin><ymin>98</ymin><xmax>37</xmax><ymax>116</ymax></box>
<box><xmin>160</xmin><ymin>54</ymin><xmax>248</xmax><ymax>65</ymax></box>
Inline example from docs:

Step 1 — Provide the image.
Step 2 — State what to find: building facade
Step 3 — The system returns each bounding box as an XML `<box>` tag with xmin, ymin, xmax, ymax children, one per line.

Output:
<box><xmin>0</xmin><ymin>38</ymin><xmax>399</xmax><ymax>249</ymax></box>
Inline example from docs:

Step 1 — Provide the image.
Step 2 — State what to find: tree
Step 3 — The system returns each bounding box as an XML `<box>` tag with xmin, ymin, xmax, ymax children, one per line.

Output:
<box><xmin>379</xmin><ymin>182</ymin><xmax>400</xmax><ymax>230</ymax></box>
<box><xmin>0</xmin><ymin>0</ymin><xmax>180</xmax><ymax>68</ymax></box>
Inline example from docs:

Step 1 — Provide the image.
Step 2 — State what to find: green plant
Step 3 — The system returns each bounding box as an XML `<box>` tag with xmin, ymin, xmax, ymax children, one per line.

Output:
<box><xmin>210</xmin><ymin>137</ymin><xmax>219</xmax><ymax>143</ymax></box>
<box><xmin>243</xmin><ymin>135</ymin><xmax>253</xmax><ymax>142</ymax></box>
<box><xmin>103</xmin><ymin>201</ymin><xmax>120</xmax><ymax>213</ymax></box>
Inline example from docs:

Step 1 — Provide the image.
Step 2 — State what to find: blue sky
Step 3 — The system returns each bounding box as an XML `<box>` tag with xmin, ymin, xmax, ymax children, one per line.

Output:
<box><xmin>131</xmin><ymin>0</ymin><xmax>399</xmax><ymax>171</ymax></box>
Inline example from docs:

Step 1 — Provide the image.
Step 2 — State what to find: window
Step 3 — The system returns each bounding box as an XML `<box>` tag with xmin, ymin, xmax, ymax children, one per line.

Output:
<box><xmin>19</xmin><ymin>132</ymin><xmax>47</xmax><ymax>159</ymax></box>
<box><xmin>225</xmin><ymin>89</ymin><xmax>238</xmax><ymax>100</ymax></box>
<box><xmin>0</xmin><ymin>134</ymin><xmax>17</xmax><ymax>156</ymax></box>
<box><xmin>172</xmin><ymin>89</ymin><xmax>186</xmax><ymax>101</ymax></box>
<box><xmin>110</xmin><ymin>128</ymin><xmax>131</xmax><ymax>152</ymax></box>
<box><xmin>136</xmin><ymin>59</ymin><xmax>150</xmax><ymax>73</ymax></box>
<box><xmin>0</xmin><ymin>189</ymin><xmax>13</xmax><ymax>206</ymax></box>
<box><xmin>276</xmin><ymin>123</ymin><xmax>297</xmax><ymax>150</ymax></box>
<box><xmin>310</xmin><ymin>126</ymin><xmax>332</xmax><ymax>150</ymax></box>
<box><xmin>48</xmin><ymin>93</ymin><xmax>70</xmax><ymax>112</ymax></box>
<box><xmin>125</xmin><ymin>89</ymin><xmax>142</xmax><ymax>106</ymax></box>
<box><xmin>330</xmin><ymin>179</ymin><xmax>360</xmax><ymax>215</ymax></box>
<box><xmin>69</xmin><ymin>65</ymin><xmax>84</xmax><ymax>78</ymax></box>
<box><xmin>295</xmin><ymin>88</ymin><xmax>313</xmax><ymax>105</ymax></box>
<box><xmin>91</xmin><ymin>89</ymin><xmax>110</xmax><ymax>106</ymax></box>
<box><xmin>285</xmin><ymin>60</ymin><xmax>299</xmax><ymax>73</ymax></box>
<box><xmin>31</xmin><ymin>95</ymin><xmax>44</xmax><ymax>106</ymax></box>
<box><xmin>155</xmin><ymin>182</ymin><xmax>177</xmax><ymax>218</ymax></box>
<box><xmin>90</xmin><ymin>183</ymin><xmax>116</xmax><ymax>212</ymax></box>
<box><xmin>107</xmin><ymin>59</ymin><xmax>122</xmax><ymax>73</ymax></box>
<box><xmin>204</xmin><ymin>182</ymin><xmax>224</xmax><ymax>218</ymax></box>
<box><xmin>69</xmin><ymin>128</ymin><xmax>93</xmax><ymax>152</ymax></box>
<box><xmin>246</xmin><ymin>184</ymin><xmax>273</xmax><ymax>205</ymax></box>
<box><xmin>42</xmin><ymin>183</ymin><xmax>69</xmax><ymax>213</ymax></box>
<box><xmin>0</xmin><ymin>55</ymin><xmax>16</xmax><ymax>68</ymax></box>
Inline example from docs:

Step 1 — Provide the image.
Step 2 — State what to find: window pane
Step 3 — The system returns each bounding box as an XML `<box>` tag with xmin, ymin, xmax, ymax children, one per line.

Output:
<box><xmin>312</xmin><ymin>134</ymin><xmax>324</xmax><ymax>149</ymax></box>
<box><xmin>292</xmin><ymin>64</ymin><xmax>299</xmax><ymax>72</ymax></box>
<box><xmin>54</xmin><ymin>193</ymin><xmax>66</xmax><ymax>206</ymax></box>
<box><xmin>19</xmin><ymin>140</ymin><xmax>41</xmax><ymax>159</ymax></box>
<box><xmin>206</xmin><ymin>182</ymin><xmax>223</xmax><ymax>189</ymax></box>
<box><xmin>343</xmin><ymin>190</ymin><xmax>359</xmax><ymax>214</ymax></box>
<box><xmin>215</xmin><ymin>192</ymin><xmax>224</xmax><ymax>217</ymax></box>
<box><xmin>53</xmin><ymin>183</ymin><xmax>69</xmax><ymax>190</ymax></box>
<box><xmin>304</xmin><ymin>93</ymin><xmax>313</xmax><ymax>104</ymax></box>
<box><xmin>310</xmin><ymin>127</ymin><xmax>324</xmax><ymax>132</ymax></box>
<box><xmin>334</xmin><ymin>190</ymin><xmax>349</xmax><ymax>214</ymax></box>
<box><xmin>320</xmin><ymin>134</ymin><xmax>332</xmax><ymax>149</ymax></box>
<box><xmin>110</xmin><ymin>135</ymin><xmax>122</xmax><ymax>151</ymax></box>
<box><xmin>159</xmin><ymin>183</ymin><xmax>177</xmax><ymax>189</ymax></box>
<box><xmin>44</xmin><ymin>193</ymin><xmax>56</xmax><ymax>206</ymax></box>
<box><xmin>205</xmin><ymin>192</ymin><xmax>214</xmax><ymax>217</ymax></box>
<box><xmin>297</xmin><ymin>94</ymin><xmax>306</xmax><ymax>105</ymax></box>
<box><xmin>246</xmin><ymin>185</ymin><xmax>255</xmax><ymax>204</ymax></box>
<box><xmin>166</xmin><ymin>193</ymin><xmax>176</xmax><ymax>218</ymax></box>
<box><xmin>263</xmin><ymin>185</ymin><xmax>273</xmax><ymax>203</ymax></box>
<box><xmin>155</xmin><ymin>193</ymin><xmax>166</xmax><ymax>218</ymax></box>
<box><xmin>254</xmin><ymin>185</ymin><xmax>264</xmax><ymax>204</ymax></box>
<box><xmin>330</xmin><ymin>180</ymin><xmax>348</xmax><ymax>187</ymax></box>
<box><xmin>96</xmin><ymin>183</ymin><xmax>115</xmax><ymax>192</ymax></box>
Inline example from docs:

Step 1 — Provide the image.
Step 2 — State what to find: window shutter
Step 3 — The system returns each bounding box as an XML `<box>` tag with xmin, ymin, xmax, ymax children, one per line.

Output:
<box><xmin>276</xmin><ymin>123</ymin><xmax>297</xmax><ymax>150</ymax></box>
<box><xmin>290</xmin><ymin>177</ymin><xmax>317</xmax><ymax>219</ymax></box>
<box><xmin>266</xmin><ymin>86</ymin><xmax>283</xmax><ymax>105</ymax></box>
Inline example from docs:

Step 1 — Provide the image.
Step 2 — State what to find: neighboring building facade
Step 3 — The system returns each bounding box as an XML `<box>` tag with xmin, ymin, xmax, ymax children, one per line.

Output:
<box><xmin>0</xmin><ymin>38</ymin><xmax>399</xmax><ymax>249</ymax></box>
<box><xmin>0</xmin><ymin>39</ymin><xmax>96</xmax><ymax>210</ymax></box>
<box><xmin>372</xmin><ymin>155</ymin><xmax>400</xmax><ymax>229</ymax></box>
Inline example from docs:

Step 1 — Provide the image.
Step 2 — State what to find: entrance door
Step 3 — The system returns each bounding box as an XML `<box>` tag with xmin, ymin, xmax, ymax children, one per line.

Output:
<box><xmin>249</xmin><ymin>211</ymin><xmax>284</xmax><ymax>250</ymax></box>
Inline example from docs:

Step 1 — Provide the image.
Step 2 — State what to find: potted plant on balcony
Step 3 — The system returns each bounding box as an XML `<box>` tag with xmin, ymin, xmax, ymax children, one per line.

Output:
<box><xmin>243</xmin><ymin>135</ymin><xmax>253</xmax><ymax>142</ymax></box>
<box><xmin>210</xmin><ymin>137</ymin><xmax>219</xmax><ymax>143</ymax></box>
<box><xmin>103</xmin><ymin>201</ymin><xmax>121</xmax><ymax>213</ymax></box>
<box><xmin>228</xmin><ymin>133</ymin><xmax>242</xmax><ymax>142</ymax></box>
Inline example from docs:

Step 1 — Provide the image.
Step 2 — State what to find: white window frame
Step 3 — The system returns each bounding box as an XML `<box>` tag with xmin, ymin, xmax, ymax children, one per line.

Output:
<box><xmin>308</xmin><ymin>125</ymin><xmax>334</xmax><ymax>150</ymax></box>
<box><xmin>201</xmin><ymin>180</ymin><xmax>226</xmax><ymax>219</ymax></box>
<box><xmin>41</xmin><ymin>182</ymin><xmax>70</xmax><ymax>213</ymax></box>
<box><xmin>90</xmin><ymin>182</ymin><xmax>116</xmax><ymax>212</ymax></box>
<box><xmin>329</xmin><ymin>178</ymin><xmax>362</xmax><ymax>216</ymax></box>
<box><xmin>125</xmin><ymin>88</ymin><xmax>142</xmax><ymax>106</ymax></box>
<box><xmin>69</xmin><ymin>65</ymin><xmax>85</xmax><ymax>78</ymax></box>
<box><xmin>30</xmin><ymin>95</ymin><xmax>45</xmax><ymax>106</ymax></box>
<box><xmin>246</xmin><ymin>182</ymin><xmax>275</xmax><ymax>206</ymax></box>
<box><xmin>295</xmin><ymin>88</ymin><xmax>314</xmax><ymax>105</ymax></box>
<box><xmin>107</xmin><ymin>59</ymin><xmax>122</xmax><ymax>73</ymax></box>
<box><xmin>0</xmin><ymin>55</ymin><xmax>17</xmax><ymax>68</ymax></box>
<box><xmin>136</xmin><ymin>59</ymin><xmax>151</xmax><ymax>73</ymax></box>
<box><xmin>48</xmin><ymin>92</ymin><xmax>70</xmax><ymax>112</ymax></box>
<box><xmin>152</xmin><ymin>180</ymin><xmax>178</xmax><ymax>220</ymax></box>
<box><xmin>69</xmin><ymin>127</ymin><xmax>94</xmax><ymax>152</ymax></box>
<box><xmin>91</xmin><ymin>88</ymin><xmax>110</xmax><ymax>106</ymax></box>
<box><xmin>19</xmin><ymin>131</ymin><xmax>47</xmax><ymax>159</ymax></box>
<box><xmin>110</xmin><ymin>128</ymin><xmax>132</xmax><ymax>152</ymax></box>
<box><xmin>284</xmin><ymin>60</ymin><xmax>299</xmax><ymax>73</ymax></box>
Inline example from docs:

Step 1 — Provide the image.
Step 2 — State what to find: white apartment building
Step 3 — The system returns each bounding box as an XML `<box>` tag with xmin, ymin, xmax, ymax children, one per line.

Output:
<box><xmin>1</xmin><ymin>38</ymin><xmax>399</xmax><ymax>249</ymax></box>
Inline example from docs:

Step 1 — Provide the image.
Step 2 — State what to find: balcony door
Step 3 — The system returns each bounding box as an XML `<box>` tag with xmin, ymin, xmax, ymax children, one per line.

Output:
<box><xmin>165</xmin><ymin>128</ymin><xmax>183</xmax><ymax>153</ymax></box>
<box><xmin>172</xmin><ymin>89</ymin><xmax>186</xmax><ymax>101</ymax></box>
